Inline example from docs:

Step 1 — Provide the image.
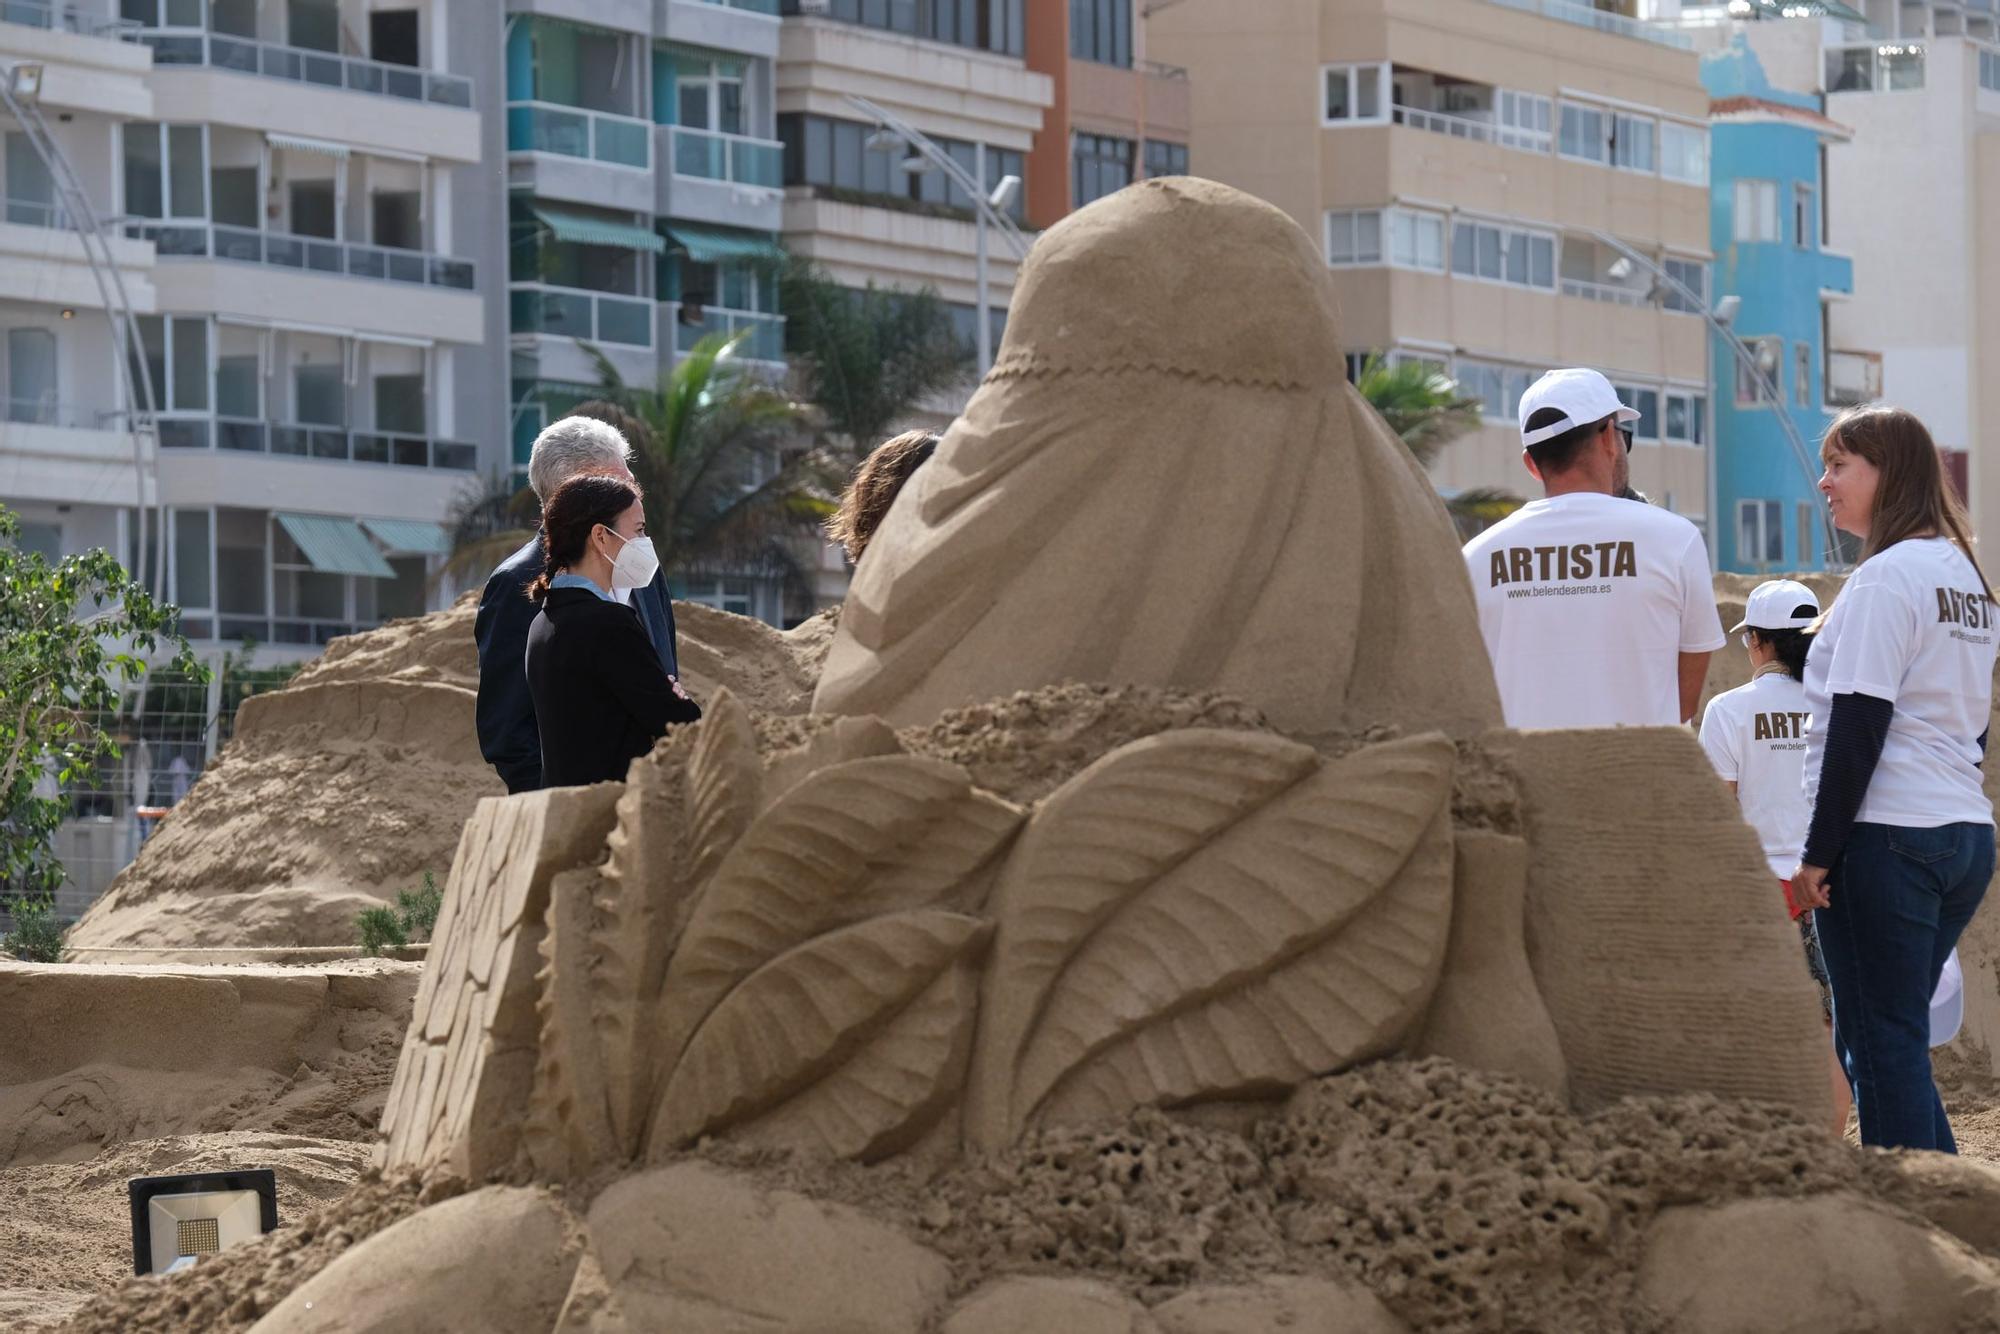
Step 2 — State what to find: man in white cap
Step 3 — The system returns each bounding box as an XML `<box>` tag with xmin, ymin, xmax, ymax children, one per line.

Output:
<box><xmin>1462</xmin><ymin>367</ymin><xmax>1726</xmax><ymax>728</ymax></box>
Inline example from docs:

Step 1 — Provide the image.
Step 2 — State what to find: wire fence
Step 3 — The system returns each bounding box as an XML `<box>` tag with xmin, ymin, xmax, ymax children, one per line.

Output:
<box><xmin>2</xmin><ymin>656</ymin><xmax>300</xmax><ymax>931</ymax></box>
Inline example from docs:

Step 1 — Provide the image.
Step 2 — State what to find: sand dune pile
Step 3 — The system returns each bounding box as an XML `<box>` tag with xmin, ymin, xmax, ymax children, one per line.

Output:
<box><xmin>66</xmin><ymin>596</ymin><xmax>831</xmax><ymax>952</ymax></box>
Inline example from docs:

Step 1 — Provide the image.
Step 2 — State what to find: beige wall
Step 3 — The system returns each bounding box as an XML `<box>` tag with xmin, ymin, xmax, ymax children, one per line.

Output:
<box><xmin>1067</xmin><ymin>59</ymin><xmax>1191</xmax><ymax>141</ymax></box>
<box><xmin>1972</xmin><ymin>129</ymin><xmax>2000</xmax><ymax>545</ymax></box>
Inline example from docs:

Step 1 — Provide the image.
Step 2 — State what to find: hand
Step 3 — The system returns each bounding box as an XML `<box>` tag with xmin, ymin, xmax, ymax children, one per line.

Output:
<box><xmin>1791</xmin><ymin>864</ymin><xmax>1831</xmax><ymax>912</ymax></box>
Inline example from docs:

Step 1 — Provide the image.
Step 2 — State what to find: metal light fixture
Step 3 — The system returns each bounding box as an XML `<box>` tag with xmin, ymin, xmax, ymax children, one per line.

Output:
<box><xmin>8</xmin><ymin>63</ymin><xmax>43</xmax><ymax>106</ymax></box>
<box><xmin>896</xmin><ymin>154</ymin><xmax>934</xmax><ymax>175</ymax></box>
<box><xmin>988</xmin><ymin>174</ymin><xmax>1022</xmax><ymax>212</ymax></box>
<box><xmin>1606</xmin><ymin>255</ymin><xmax>1633</xmax><ymax>282</ymax></box>
<box><xmin>863</xmin><ymin>128</ymin><xmax>905</xmax><ymax>154</ymax></box>
<box><xmin>129</xmin><ymin>1170</ymin><xmax>278</xmax><ymax>1276</ymax></box>
<box><xmin>1711</xmin><ymin>294</ymin><xmax>1743</xmax><ymax>327</ymax></box>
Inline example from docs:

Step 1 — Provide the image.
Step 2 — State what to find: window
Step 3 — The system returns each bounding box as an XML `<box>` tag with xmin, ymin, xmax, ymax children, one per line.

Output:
<box><xmin>4</xmin><ymin>132</ymin><xmax>54</xmax><ymax>226</ymax></box>
<box><xmin>120</xmin><ymin>0</ymin><xmax>203</xmax><ymax>24</ymax></box>
<box><xmin>1451</xmin><ymin>217</ymin><xmax>1555</xmax><ymax>290</ymax></box>
<box><xmin>1798</xmin><ymin>501</ymin><xmax>1820</xmax><ymax>565</ymax></box>
<box><xmin>1614</xmin><ymin>384</ymin><xmax>1660</xmax><ymax>441</ymax></box>
<box><xmin>1736</xmin><ymin>336</ymin><xmax>1782</xmax><ymax>406</ymax></box>
<box><xmin>1386</xmin><ymin>207</ymin><xmax>1446</xmax><ymax>271</ymax></box>
<box><xmin>1660</xmin><ymin>121</ymin><xmax>1708</xmax><ymax>185</ymax></box>
<box><xmin>1323</xmin><ymin>63</ymin><xmax>1388</xmax><ymax>125</ymax></box>
<box><xmin>672</xmin><ymin>51</ymin><xmax>747</xmax><ymax>136</ymax></box>
<box><xmin>1983</xmin><ymin>48</ymin><xmax>2000</xmax><ymax>94</ymax></box>
<box><xmin>1662</xmin><ymin>256</ymin><xmax>1707</xmax><ymax>314</ymax></box>
<box><xmin>1610</xmin><ymin>112</ymin><xmax>1655</xmax><ymax>173</ymax></box>
<box><xmin>777</xmin><ymin>114</ymin><xmax>1026</xmax><ymax>222</ymax></box>
<box><xmin>1072</xmin><ymin>132</ymin><xmax>1134</xmax><ymax>208</ymax></box>
<box><xmin>5</xmin><ymin>327</ymin><xmax>55</xmax><ymax>423</ymax></box>
<box><xmin>1738</xmin><ymin>499</ymin><xmax>1784</xmax><ymax>569</ymax></box>
<box><xmin>171</xmin><ymin>508</ymin><xmax>212</xmax><ymax>612</ymax></box>
<box><xmin>1070</xmin><ymin>0</ymin><xmax>1132</xmax><ymax>67</ymax></box>
<box><xmin>130</xmin><ymin>315</ymin><xmax>210</xmax><ymax>414</ymax></box>
<box><xmin>779</xmin><ymin>0</ymin><xmax>1025</xmax><ymax>58</ymax></box>
<box><xmin>1324</xmin><ymin>209</ymin><xmax>1383</xmax><ymax>266</ymax></box>
<box><xmin>1143</xmin><ymin>140</ymin><xmax>1188</xmax><ymax>179</ymax></box>
<box><xmin>1664</xmin><ymin>391</ymin><xmax>1706</xmax><ymax>446</ymax></box>
<box><xmin>1794</xmin><ymin>183</ymin><xmax>1815</xmax><ymax>249</ymax></box>
<box><xmin>1826</xmin><ymin>44</ymin><xmax>1925</xmax><ymax>93</ymax></box>
<box><xmin>1733</xmin><ymin>180</ymin><xmax>1779</xmax><ymax>243</ymax></box>
<box><xmin>122</xmin><ymin>122</ymin><xmax>206</xmax><ymax>220</ymax></box>
<box><xmin>1795</xmin><ymin>341</ymin><xmax>1811</xmax><ymax>407</ymax></box>
<box><xmin>1495</xmin><ymin>90</ymin><xmax>1552</xmax><ymax>152</ymax></box>
<box><xmin>1558</xmin><ymin>102</ymin><xmax>1607</xmax><ymax>162</ymax></box>
<box><xmin>294</xmin><ymin>363</ymin><xmax>344</xmax><ymax>426</ymax></box>
<box><xmin>1456</xmin><ymin>359</ymin><xmax>1536</xmax><ymax>423</ymax></box>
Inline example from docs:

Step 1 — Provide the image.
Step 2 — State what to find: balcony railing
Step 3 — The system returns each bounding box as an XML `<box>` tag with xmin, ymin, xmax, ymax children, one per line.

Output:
<box><xmin>669</xmin><ymin>126</ymin><xmax>783</xmax><ymax>188</ymax></box>
<box><xmin>1</xmin><ymin>396</ymin><xmax>115</xmax><ymax>429</ymax></box>
<box><xmin>128</xmin><ymin>29</ymin><xmax>472</xmax><ymax>106</ymax></box>
<box><xmin>1483</xmin><ymin>0</ymin><xmax>1692</xmax><ymax>51</ymax></box>
<box><xmin>1561</xmin><ymin>276</ymin><xmax>1650</xmax><ymax>307</ymax></box>
<box><xmin>215</xmin><ymin>612</ymin><xmax>385</xmax><ymax>646</ymax></box>
<box><xmin>0</xmin><ymin>197</ymin><xmax>74</xmax><ymax>229</ymax></box>
<box><xmin>665</xmin><ymin>302</ymin><xmax>785</xmax><ymax>363</ymax></box>
<box><xmin>0</xmin><ymin>0</ymin><xmax>131</xmax><ymax>36</ymax></box>
<box><xmin>1392</xmin><ymin>104</ymin><xmax>1551</xmax><ymax>154</ymax></box>
<box><xmin>511</xmin><ymin>283</ymin><xmax>654</xmax><ymax>347</ymax></box>
<box><xmin>691</xmin><ymin>0</ymin><xmax>780</xmax><ymax>13</ymax></box>
<box><xmin>122</xmin><ymin>221</ymin><xmax>475</xmax><ymax>290</ymax></box>
<box><xmin>155</xmin><ymin>414</ymin><xmax>477</xmax><ymax>470</ymax></box>
<box><xmin>508</xmin><ymin>101</ymin><xmax>652</xmax><ymax>170</ymax></box>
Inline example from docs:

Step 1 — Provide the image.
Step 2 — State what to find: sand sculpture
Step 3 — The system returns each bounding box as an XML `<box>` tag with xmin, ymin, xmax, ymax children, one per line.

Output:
<box><xmin>32</xmin><ymin>181</ymin><xmax>2000</xmax><ymax>1331</ymax></box>
<box><xmin>812</xmin><ymin>178</ymin><xmax>1502</xmax><ymax>741</ymax></box>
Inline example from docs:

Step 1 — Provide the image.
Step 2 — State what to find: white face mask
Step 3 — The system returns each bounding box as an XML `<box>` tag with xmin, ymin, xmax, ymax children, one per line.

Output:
<box><xmin>601</xmin><ymin>527</ymin><xmax>659</xmax><ymax>590</ymax></box>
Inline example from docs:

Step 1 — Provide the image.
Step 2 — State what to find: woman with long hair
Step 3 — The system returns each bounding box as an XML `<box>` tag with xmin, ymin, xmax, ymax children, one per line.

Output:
<box><xmin>1699</xmin><ymin>579</ymin><xmax>1849</xmax><ymax>1136</ymax></box>
<box><xmin>1792</xmin><ymin>405</ymin><xmax>1996</xmax><ymax>1151</ymax></box>
<box><xmin>525</xmin><ymin>473</ymin><xmax>700</xmax><ymax>787</ymax></box>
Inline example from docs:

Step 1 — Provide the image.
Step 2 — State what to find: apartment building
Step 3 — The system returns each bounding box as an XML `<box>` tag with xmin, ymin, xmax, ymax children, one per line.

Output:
<box><xmin>1150</xmin><ymin>0</ymin><xmax>1718</xmax><ymax>532</ymax></box>
<box><xmin>504</xmin><ymin>0</ymin><xmax>792</xmax><ymax>621</ymax></box>
<box><xmin>0</xmin><ymin>0</ymin><xmax>505</xmax><ymax>664</ymax></box>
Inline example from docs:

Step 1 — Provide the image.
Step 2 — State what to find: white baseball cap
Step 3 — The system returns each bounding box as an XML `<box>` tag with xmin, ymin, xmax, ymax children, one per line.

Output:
<box><xmin>1518</xmin><ymin>368</ymin><xmax>1640</xmax><ymax>447</ymax></box>
<box><xmin>1729</xmin><ymin>579</ymin><xmax>1821</xmax><ymax>633</ymax></box>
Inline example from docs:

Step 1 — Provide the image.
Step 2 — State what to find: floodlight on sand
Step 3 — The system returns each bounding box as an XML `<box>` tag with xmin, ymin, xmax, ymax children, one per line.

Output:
<box><xmin>128</xmin><ymin>1170</ymin><xmax>277</xmax><ymax>1276</ymax></box>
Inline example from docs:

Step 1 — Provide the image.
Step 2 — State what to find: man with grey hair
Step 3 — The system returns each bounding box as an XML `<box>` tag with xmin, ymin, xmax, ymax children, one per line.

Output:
<box><xmin>475</xmin><ymin>410</ymin><xmax>691</xmax><ymax>792</ymax></box>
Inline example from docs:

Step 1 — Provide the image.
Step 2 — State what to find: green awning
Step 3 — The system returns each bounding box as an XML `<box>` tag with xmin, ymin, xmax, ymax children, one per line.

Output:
<box><xmin>276</xmin><ymin>513</ymin><xmax>396</xmax><ymax>578</ymax></box>
<box><xmin>360</xmin><ymin>518</ymin><xmax>451</xmax><ymax>556</ymax></box>
<box><xmin>662</xmin><ymin>223</ymin><xmax>783</xmax><ymax>265</ymax></box>
<box><xmin>533</xmin><ymin>206</ymin><xmax>665</xmax><ymax>255</ymax></box>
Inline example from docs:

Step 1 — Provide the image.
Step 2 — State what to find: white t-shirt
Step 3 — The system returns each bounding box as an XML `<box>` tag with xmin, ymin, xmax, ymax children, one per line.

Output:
<box><xmin>1700</xmin><ymin>670</ymin><xmax>1812</xmax><ymax>878</ymax></box>
<box><xmin>1802</xmin><ymin>536</ymin><xmax>1998</xmax><ymax>829</ymax></box>
<box><xmin>1463</xmin><ymin>492</ymin><xmax>1726</xmax><ymax>728</ymax></box>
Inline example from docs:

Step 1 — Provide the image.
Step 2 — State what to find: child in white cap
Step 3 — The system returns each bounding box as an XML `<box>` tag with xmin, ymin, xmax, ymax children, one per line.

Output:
<box><xmin>1699</xmin><ymin>579</ymin><xmax>1850</xmax><ymax>1135</ymax></box>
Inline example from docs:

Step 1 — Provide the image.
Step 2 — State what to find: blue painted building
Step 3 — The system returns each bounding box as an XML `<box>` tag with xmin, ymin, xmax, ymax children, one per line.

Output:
<box><xmin>1702</xmin><ymin>36</ymin><xmax>1854</xmax><ymax>573</ymax></box>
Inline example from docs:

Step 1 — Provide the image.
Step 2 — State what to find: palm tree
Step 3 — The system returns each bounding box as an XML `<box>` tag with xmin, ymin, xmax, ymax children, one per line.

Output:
<box><xmin>439</xmin><ymin>470</ymin><xmax>539</xmax><ymax>592</ymax></box>
<box><xmin>585</xmin><ymin>329</ymin><xmax>835</xmax><ymax>598</ymax></box>
<box><xmin>779</xmin><ymin>257</ymin><xmax>973</xmax><ymax>452</ymax></box>
<box><xmin>1354</xmin><ymin>353</ymin><xmax>1522</xmax><ymax>536</ymax></box>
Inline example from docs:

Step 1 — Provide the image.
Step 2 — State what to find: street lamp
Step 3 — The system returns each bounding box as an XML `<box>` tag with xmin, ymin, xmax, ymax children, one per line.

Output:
<box><xmin>849</xmin><ymin>94</ymin><xmax>1029</xmax><ymax>376</ymax></box>
<box><xmin>1582</xmin><ymin>229</ymin><xmax>1843</xmax><ymax>570</ymax></box>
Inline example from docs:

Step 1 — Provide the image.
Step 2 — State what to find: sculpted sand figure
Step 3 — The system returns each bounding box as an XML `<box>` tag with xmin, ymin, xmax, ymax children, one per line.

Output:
<box><xmin>812</xmin><ymin>176</ymin><xmax>1503</xmax><ymax>740</ymax></box>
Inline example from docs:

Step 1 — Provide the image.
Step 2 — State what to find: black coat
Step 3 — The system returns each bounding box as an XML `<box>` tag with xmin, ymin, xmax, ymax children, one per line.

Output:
<box><xmin>474</xmin><ymin>535</ymin><xmax>686</xmax><ymax>793</ymax></box>
<box><xmin>525</xmin><ymin>587</ymin><xmax>702</xmax><ymax>788</ymax></box>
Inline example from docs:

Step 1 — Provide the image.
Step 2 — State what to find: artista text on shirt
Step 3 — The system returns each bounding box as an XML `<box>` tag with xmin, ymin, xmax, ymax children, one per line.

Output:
<box><xmin>1488</xmin><ymin>540</ymin><xmax>1639</xmax><ymax>589</ymax></box>
<box><xmin>1938</xmin><ymin>585</ymin><xmax>1998</xmax><ymax>644</ymax></box>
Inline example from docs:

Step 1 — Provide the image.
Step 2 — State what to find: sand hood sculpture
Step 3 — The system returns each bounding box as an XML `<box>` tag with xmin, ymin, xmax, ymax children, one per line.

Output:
<box><xmin>815</xmin><ymin>177</ymin><xmax>1502</xmax><ymax>740</ymax></box>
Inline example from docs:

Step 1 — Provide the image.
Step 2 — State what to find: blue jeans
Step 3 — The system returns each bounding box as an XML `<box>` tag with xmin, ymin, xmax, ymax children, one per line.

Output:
<box><xmin>1814</xmin><ymin>821</ymin><xmax>1994</xmax><ymax>1152</ymax></box>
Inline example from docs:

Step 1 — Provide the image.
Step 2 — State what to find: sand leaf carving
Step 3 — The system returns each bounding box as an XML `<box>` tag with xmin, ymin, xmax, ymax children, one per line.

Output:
<box><xmin>969</xmin><ymin>731</ymin><xmax>1454</xmax><ymax>1145</ymax></box>
<box><xmin>649</xmin><ymin>754</ymin><xmax>1023</xmax><ymax>1098</ymax></box>
<box><xmin>521</xmin><ymin>866</ymin><xmax>616</xmax><ymax>1180</ymax></box>
<box><xmin>685</xmin><ymin>688</ymin><xmax>762</xmax><ymax>891</ymax></box>
<box><xmin>652</xmin><ymin>910</ymin><xmax>991</xmax><ymax>1156</ymax></box>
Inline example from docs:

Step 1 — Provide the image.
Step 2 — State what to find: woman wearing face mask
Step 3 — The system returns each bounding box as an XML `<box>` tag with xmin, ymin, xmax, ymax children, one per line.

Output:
<box><xmin>1792</xmin><ymin>406</ymin><xmax>1997</xmax><ymax>1152</ymax></box>
<box><xmin>525</xmin><ymin>473</ymin><xmax>701</xmax><ymax>787</ymax></box>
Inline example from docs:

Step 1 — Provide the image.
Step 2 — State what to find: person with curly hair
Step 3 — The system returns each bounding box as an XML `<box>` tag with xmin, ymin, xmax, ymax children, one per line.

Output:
<box><xmin>826</xmin><ymin>430</ymin><xmax>939</xmax><ymax>563</ymax></box>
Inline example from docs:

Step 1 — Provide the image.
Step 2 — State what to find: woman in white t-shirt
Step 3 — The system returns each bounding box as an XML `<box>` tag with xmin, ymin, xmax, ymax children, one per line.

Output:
<box><xmin>1793</xmin><ymin>406</ymin><xmax>1998</xmax><ymax>1153</ymax></box>
<box><xmin>1699</xmin><ymin>579</ymin><xmax>1849</xmax><ymax>1136</ymax></box>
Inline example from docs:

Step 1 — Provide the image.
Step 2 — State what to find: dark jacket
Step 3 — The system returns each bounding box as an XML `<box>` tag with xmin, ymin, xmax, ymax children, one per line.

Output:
<box><xmin>526</xmin><ymin>587</ymin><xmax>702</xmax><ymax>788</ymax></box>
<box><xmin>474</xmin><ymin>535</ymin><xmax>686</xmax><ymax>793</ymax></box>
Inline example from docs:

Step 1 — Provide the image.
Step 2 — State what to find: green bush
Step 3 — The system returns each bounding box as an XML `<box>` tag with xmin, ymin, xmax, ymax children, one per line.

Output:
<box><xmin>356</xmin><ymin>905</ymin><xmax>409</xmax><ymax>957</ymax></box>
<box><xmin>3</xmin><ymin>894</ymin><xmax>64</xmax><ymax>963</ymax></box>
<box><xmin>396</xmin><ymin>871</ymin><xmax>442</xmax><ymax>941</ymax></box>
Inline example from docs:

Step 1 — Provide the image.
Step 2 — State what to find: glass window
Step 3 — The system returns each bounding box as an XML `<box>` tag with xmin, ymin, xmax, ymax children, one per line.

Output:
<box><xmin>1795</xmin><ymin>341</ymin><xmax>1811</xmax><ymax>407</ymax></box>
<box><xmin>1660</xmin><ymin>121</ymin><xmax>1708</xmax><ymax>185</ymax></box>
<box><xmin>1143</xmin><ymin>140</ymin><xmax>1188</xmax><ymax>179</ymax></box>
<box><xmin>1496</xmin><ymin>90</ymin><xmax>1552</xmax><ymax>152</ymax></box>
<box><xmin>171</xmin><ymin>317</ymin><xmax>207</xmax><ymax>412</ymax></box>
<box><xmin>1826</xmin><ymin>46</ymin><xmax>1873</xmax><ymax>92</ymax></box>
<box><xmin>1072</xmin><ymin>132</ymin><xmax>1133</xmax><ymax>208</ymax></box>
<box><xmin>123</xmin><ymin>123</ymin><xmax>163</xmax><ymax>220</ymax></box>
<box><xmin>1559</xmin><ymin>103</ymin><xmax>1606</xmax><ymax>162</ymax></box>
<box><xmin>1611</xmin><ymin>113</ymin><xmax>1655</xmax><ymax>172</ymax></box>
<box><xmin>6</xmin><ymin>327</ymin><xmax>55</xmax><ymax>423</ymax></box>
<box><xmin>1451</xmin><ymin>220</ymin><xmax>1475</xmax><ymax>276</ymax></box>
<box><xmin>173</xmin><ymin>508</ymin><xmax>212</xmax><ymax>610</ymax></box>
<box><xmin>781</xmin><ymin>0</ymin><xmax>1021</xmax><ymax>56</ymax></box>
<box><xmin>1633</xmin><ymin>388</ymin><xmax>1659</xmax><ymax>440</ymax></box>
<box><xmin>1883</xmin><ymin>45</ymin><xmax>1925</xmax><ymax>91</ymax></box>
<box><xmin>1737</xmin><ymin>337</ymin><xmax>1782</xmax><ymax>406</ymax></box>
<box><xmin>5</xmin><ymin>132</ymin><xmax>54</xmax><ymax>226</ymax></box>
<box><xmin>1069</xmin><ymin>0</ymin><xmax>1132</xmax><ymax>66</ymax></box>
<box><xmin>1503</xmin><ymin>230</ymin><xmax>1529</xmax><ymax>285</ymax></box>
<box><xmin>1324</xmin><ymin>63</ymin><xmax>1387</xmax><ymax>124</ymax></box>
<box><xmin>1794</xmin><ymin>184</ymin><xmax>1815</xmax><ymax>249</ymax></box>
<box><xmin>1530</xmin><ymin>235</ymin><xmax>1554</xmax><ymax>290</ymax></box>
<box><xmin>295</xmin><ymin>363</ymin><xmax>344</xmax><ymax>425</ymax></box>
<box><xmin>1475</xmin><ymin>224</ymin><xmax>1501</xmax><ymax>280</ymax></box>
<box><xmin>1733</xmin><ymin>180</ymin><xmax>1779</xmax><ymax>242</ymax></box>
<box><xmin>1387</xmin><ymin>208</ymin><xmax>1444</xmax><ymax>271</ymax></box>
<box><xmin>216</xmin><ymin>507</ymin><xmax>267</xmax><ymax>616</ymax></box>
<box><xmin>1662</xmin><ymin>257</ymin><xmax>1706</xmax><ymax>314</ymax></box>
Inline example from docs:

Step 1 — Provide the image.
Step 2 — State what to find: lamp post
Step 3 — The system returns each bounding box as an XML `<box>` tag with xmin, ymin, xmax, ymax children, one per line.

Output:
<box><xmin>1583</xmin><ymin>228</ymin><xmax>1844</xmax><ymax>570</ymax></box>
<box><xmin>848</xmin><ymin>94</ymin><xmax>1026</xmax><ymax>376</ymax></box>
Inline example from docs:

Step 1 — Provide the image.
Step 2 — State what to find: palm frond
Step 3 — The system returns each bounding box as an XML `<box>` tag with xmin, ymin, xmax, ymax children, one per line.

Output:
<box><xmin>1356</xmin><ymin>354</ymin><xmax>1486</xmax><ymax>468</ymax></box>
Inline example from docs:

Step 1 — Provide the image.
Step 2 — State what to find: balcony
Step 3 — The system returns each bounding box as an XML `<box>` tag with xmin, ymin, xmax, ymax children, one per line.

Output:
<box><xmin>0</xmin><ymin>0</ymin><xmax>129</xmax><ymax>35</ymax></box>
<box><xmin>663</xmin><ymin>302</ymin><xmax>784</xmax><ymax>365</ymax></box>
<box><xmin>659</xmin><ymin>125</ymin><xmax>783</xmax><ymax>230</ymax></box>
<box><xmin>124</xmin><ymin>222</ymin><xmax>474</xmax><ymax>290</ymax></box>
<box><xmin>1482</xmin><ymin>0</ymin><xmax>1692</xmax><ymax>50</ymax></box>
<box><xmin>127</xmin><ymin>28</ymin><xmax>470</xmax><ymax>106</ymax></box>
<box><xmin>155</xmin><ymin>413</ymin><xmax>476</xmax><ymax>471</ymax></box>
<box><xmin>1559</xmin><ymin>276</ymin><xmax>1650</xmax><ymax>307</ymax></box>
<box><xmin>511</xmin><ymin>283</ymin><xmax>654</xmax><ymax>348</ymax></box>
<box><xmin>508</xmin><ymin>101</ymin><xmax>652</xmax><ymax>170</ymax></box>
<box><xmin>1392</xmin><ymin>103</ymin><xmax>1549</xmax><ymax>154</ymax></box>
<box><xmin>670</xmin><ymin>126</ymin><xmax>782</xmax><ymax>187</ymax></box>
<box><xmin>1826</xmin><ymin>349</ymin><xmax>1882</xmax><ymax>409</ymax></box>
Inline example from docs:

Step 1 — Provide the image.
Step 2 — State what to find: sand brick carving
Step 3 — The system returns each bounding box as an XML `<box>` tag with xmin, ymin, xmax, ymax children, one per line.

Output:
<box><xmin>1495</xmin><ymin>726</ymin><xmax>1831</xmax><ymax>1118</ymax></box>
<box><xmin>379</xmin><ymin>785</ymin><xmax>621</xmax><ymax>1180</ymax></box>
<box><xmin>813</xmin><ymin>177</ymin><xmax>1502</xmax><ymax>741</ymax></box>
